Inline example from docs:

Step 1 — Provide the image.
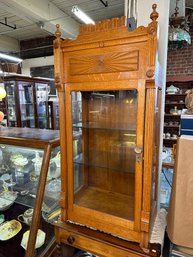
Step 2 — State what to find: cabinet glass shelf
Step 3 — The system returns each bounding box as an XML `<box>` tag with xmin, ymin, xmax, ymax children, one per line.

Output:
<box><xmin>20</xmin><ymin>103</ymin><xmax>33</xmax><ymax>105</ymax></box>
<box><xmin>73</xmin><ymin>122</ymin><xmax>136</xmax><ymax>132</ymax></box>
<box><xmin>74</xmin><ymin>155</ymin><xmax>135</xmax><ymax>173</ymax></box>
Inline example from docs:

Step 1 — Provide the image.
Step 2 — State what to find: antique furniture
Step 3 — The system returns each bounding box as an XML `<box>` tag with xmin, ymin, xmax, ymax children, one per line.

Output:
<box><xmin>54</xmin><ymin>4</ymin><xmax>161</xmax><ymax>256</ymax></box>
<box><xmin>4</xmin><ymin>75</ymin><xmax>49</xmax><ymax>129</ymax></box>
<box><xmin>0</xmin><ymin>127</ymin><xmax>60</xmax><ymax>257</ymax></box>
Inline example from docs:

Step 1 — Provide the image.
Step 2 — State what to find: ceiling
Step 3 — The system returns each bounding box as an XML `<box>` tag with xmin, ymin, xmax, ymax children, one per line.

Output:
<box><xmin>0</xmin><ymin>0</ymin><xmax>124</xmax><ymax>42</ymax></box>
<box><xmin>0</xmin><ymin>0</ymin><xmax>192</xmax><ymax>53</ymax></box>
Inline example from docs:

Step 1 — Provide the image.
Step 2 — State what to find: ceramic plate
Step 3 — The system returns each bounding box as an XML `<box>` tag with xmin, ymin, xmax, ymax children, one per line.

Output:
<box><xmin>0</xmin><ymin>191</ymin><xmax>17</xmax><ymax>211</ymax></box>
<box><xmin>21</xmin><ymin>229</ymin><xmax>46</xmax><ymax>250</ymax></box>
<box><xmin>0</xmin><ymin>220</ymin><xmax>22</xmax><ymax>240</ymax></box>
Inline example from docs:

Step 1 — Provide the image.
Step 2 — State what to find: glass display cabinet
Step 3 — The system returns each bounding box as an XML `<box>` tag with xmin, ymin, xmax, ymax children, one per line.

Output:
<box><xmin>4</xmin><ymin>75</ymin><xmax>49</xmax><ymax>129</ymax></box>
<box><xmin>54</xmin><ymin>5</ymin><xmax>161</xmax><ymax>257</ymax></box>
<box><xmin>0</xmin><ymin>127</ymin><xmax>60</xmax><ymax>257</ymax></box>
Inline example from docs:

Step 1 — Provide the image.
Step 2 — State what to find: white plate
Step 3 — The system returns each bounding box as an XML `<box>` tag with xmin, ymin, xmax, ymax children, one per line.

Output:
<box><xmin>21</xmin><ymin>229</ymin><xmax>46</xmax><ymax>250</ymax></box>
<box><xmin>0</xmin><ymin>220</ymin><xmax>22</xmax><ymax>240</ymax></box>
<box><xmin>0</xmin><ymin>191</ymin><xmax>17</xmax><ymax>211</ymax></box>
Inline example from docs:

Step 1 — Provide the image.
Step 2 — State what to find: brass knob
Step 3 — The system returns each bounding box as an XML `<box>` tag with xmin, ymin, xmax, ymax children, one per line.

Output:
<box><xmin>67</xmin><ymin>235</ymin><xmax>75</xmax><ymax>244</ymax></box>
<box><xmin>134</xmin><ymin>146</ymin><xmax>143</xmax><ymax>162</ymax></box>
<box><xmin>134</xmin><ymin>146</ymin><xmax>143</xmax><ymax>154</ymax></box>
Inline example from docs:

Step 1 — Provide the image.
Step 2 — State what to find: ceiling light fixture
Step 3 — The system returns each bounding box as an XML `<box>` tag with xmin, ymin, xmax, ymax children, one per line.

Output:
<box><xmin>71</xmin><ymin>5</ymin><xmax>95</xmax><ymax>25</ymax></box>
<box><xmin>0</xmin><ymin>53</ymin><xmax>23</xmax><ymax>63</ymax></box>
<box><xmin>168</xmin><ymin>0</ymin><xmax>191</xmax><ymax>49</ymax></box>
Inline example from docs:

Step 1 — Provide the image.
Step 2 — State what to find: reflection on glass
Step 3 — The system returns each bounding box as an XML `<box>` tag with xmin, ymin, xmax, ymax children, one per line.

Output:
<box><xmin>5</xmin><ymin>83</ymin><xmax>17</xmax><ymax>126</ymax></box>
<box><xmin>0</xmin><ymin>144</ymin><xmax>60</xmax><ymax>211</ymax></box>
<box><xmin>71</xmin><ymin>90</ymin><xmax>137</xmax><ymax>220</ymax></box>
<box><xmin>18</xmin><ymin>83</ymin><xmax>35</xmax><ymax>128</ymax></box>
<box><xmin>36</xmin><ymin>83</ymin><xmax>48</xmax><ymax>129</ymax></box>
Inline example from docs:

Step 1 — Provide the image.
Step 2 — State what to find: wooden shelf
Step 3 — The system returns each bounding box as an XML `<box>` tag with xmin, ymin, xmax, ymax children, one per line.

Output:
<box><xmin>165</xmin><ymin>94</ymin><xmax>186</xmax><ymax>97</ymax></box>
<box><xmin>164</xmin><ymin>114</ymin><xmax>181</xmax><ymax>117</ymax></box>
<box><xmin>162</xmin><ymin>162</ymin><xmax>174</xmax><ymax>168</ymax></box>
<box><xmin>163</xmin><ymin>138</ymin><xmax>177</xmax><ymax>141</ymax></box>
<box><xmin>165</xmin><ymin>103</ymin><xmax>185</xmax><ymax>105</ymax></box>
<box><xmin>75</xmin><ymin>187</ymin><xmax>134</xmax><ymax>220</ymax></box>
<box><xmin>164</xmin><ymin>125</ymin><xmax>179</xmax><ymax>128</ymax></box>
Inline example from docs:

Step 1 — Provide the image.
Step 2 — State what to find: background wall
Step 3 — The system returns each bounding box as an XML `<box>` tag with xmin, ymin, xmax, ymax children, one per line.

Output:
<box><xmin>167</xmin><ymin>24</ymin><xmax>193</xmax><ymax>78</ymax></box>
<box><xmin>21</xmin><ymin>55</ymin><xmax>53</xmax><ymax>75</ymax></box>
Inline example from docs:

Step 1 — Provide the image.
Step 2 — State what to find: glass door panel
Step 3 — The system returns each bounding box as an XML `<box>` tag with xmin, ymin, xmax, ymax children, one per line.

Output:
<box><xmin>36</xmin><ymin>83</ymin><xmax>48</xmax><ymax>129</ymax></box>
<box><xmin>72</xmin><ymin>90</ymin><xmax>137</xmax><ymax>221</ymax></box>
<box><xmin>5</xmin><ymin>82</ymin><xmax>17</xmax><ymax>127</ymax></box>
<box><xmin>18</xmin><ymin>83</ymin><xmax>35</xmax><ymax>128</ymax></box>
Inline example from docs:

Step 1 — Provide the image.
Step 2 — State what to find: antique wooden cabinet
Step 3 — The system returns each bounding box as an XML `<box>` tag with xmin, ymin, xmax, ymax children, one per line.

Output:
<box><xmin>54</xmin><ymin>4</ymin><xmax>161</xmax><ymax>256</ymax></box>
<box><xmin>4</xmin><ymin>75</ymin><xmax>49</xmax><ymax>129</ymax></box>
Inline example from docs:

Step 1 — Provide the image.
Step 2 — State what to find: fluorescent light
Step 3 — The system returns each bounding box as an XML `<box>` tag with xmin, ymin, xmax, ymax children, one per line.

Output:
<box><xmin>0</xmin><ymin>53</ymin><xmax>23</xmax><ymax>63</ymax></box>
<box><xmin>72</xmin><ymin>5</ymin><xmax>95</xmax><ymax>25</ymax></box>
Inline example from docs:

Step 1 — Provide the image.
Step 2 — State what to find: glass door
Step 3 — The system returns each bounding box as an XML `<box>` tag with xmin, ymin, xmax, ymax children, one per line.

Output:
<box><xmin>65</xmin><ymin>81</ymin><xmax>145</xmax><ymax>240</ymax></box>
<box><xmin>5</xmin><ymin>81</ymin><xmax>17</xmax><ymax>127</ymax></box>
<box><xmin>72</xmin><ymin>90</ymin><xmax>137</xmax><ymax>220</ymax></box>
<box><xmin>35</xmin><ymin>83</ymin><xmax>48</xmax><ymax>129</ymax></box>
<box><xmin>18</xmin><ymin>83</ymin><xmax>35</xmax><ymax>128</ymax></box>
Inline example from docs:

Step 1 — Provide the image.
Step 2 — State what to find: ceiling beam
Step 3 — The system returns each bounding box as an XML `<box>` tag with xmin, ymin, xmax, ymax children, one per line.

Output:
<box><xmin>0</xmin><ymin>0</ymin><xmax>80</xmax><ymax>39</ymax></box>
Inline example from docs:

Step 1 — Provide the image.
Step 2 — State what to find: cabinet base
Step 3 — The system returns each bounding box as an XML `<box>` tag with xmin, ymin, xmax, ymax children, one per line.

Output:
<box><xmin>54</xmin><ymin>223</ymin><xmax>161</xmax><ymax>257</ymax></box>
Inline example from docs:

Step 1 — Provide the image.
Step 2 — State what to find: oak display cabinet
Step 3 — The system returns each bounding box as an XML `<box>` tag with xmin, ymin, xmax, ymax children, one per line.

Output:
<box><xmin>54</xmin><ymin>4</ymin><xmax>161</xmax><ymax>257</ymax></box>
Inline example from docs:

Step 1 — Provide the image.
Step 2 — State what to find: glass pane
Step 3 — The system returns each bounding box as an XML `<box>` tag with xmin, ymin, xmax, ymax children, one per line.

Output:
<box><xmin>18</xmin><ymin>83</ymin><xmax>35</xmax><ymax>128</ymax></box>
<box><xmin>5</xmin><ymin>82</ymin><xmax>17</xmax><ymax>127</ymax></box>
<box><xmin>36</xmin><ymin>83</ymin><xmax>47</xmax><ymax>129</ymax></box>
<box><xmin>72</xmin><ymin>90</ymin><xmax>137</xmax><ymax>220</ymax></box>
<box><xmin>0</xmin><ymin>144</ymin><xmax>60</xmax><ymax>212</ymax></box>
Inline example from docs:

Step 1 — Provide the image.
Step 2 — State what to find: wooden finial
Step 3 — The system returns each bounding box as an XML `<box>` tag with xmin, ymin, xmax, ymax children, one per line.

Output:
<box><xmin>150</xmin><ymin>4</ymin><xmax>158</xmax><ymax>22</ymax></box>
<box><xmin>55</xmin><ymin>24</ymin><xmax>61</xmax><ymax>39</ymax></box>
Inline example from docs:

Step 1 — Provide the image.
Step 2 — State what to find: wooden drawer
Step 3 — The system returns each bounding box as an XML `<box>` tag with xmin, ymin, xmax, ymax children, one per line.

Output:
<box><xmin>55</xmin><ymin>226</ymin><xmax>154</xmax><ymax>257</ymax></box>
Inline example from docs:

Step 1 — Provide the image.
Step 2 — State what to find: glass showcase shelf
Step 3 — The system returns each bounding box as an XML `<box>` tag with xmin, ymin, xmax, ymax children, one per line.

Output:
<box><xmin>73</xmin><ymin>122</ymin><xmax>136</xmax><ymax>132</ymax></box>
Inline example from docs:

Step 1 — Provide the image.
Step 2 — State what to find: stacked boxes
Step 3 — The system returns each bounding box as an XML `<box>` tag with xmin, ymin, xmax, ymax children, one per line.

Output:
<box><xmin>180</xmin><ymin>114</ymin><xmax>193</xmax><ymax>136</ymax></box>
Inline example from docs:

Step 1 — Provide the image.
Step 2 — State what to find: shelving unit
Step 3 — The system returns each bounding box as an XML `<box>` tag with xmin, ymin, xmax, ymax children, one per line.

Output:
<box><xmin>163</xmin><ymin>82</ymin><xmax>193</xmax><ymax>148</ymax></box>
<box><xmin>161</xmin><ymin>80</ymin><xmax>193</xmax><ymax>209</ymax></box>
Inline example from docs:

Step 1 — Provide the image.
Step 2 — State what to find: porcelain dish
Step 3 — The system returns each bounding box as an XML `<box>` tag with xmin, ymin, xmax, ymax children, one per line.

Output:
<box><xmin>0</xmin><ymin>220</ymin><xmax>22</xmax><ymax>240</ymax></box>
<box><xmin>0</xmin><ymin>191</ymin><xmax>17</xmax><ymax>211</ymax></box>
<box><xmin>21</xmin><ymin>229</ymin><xmax>46</xmax><ymax>250</ymax></box>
